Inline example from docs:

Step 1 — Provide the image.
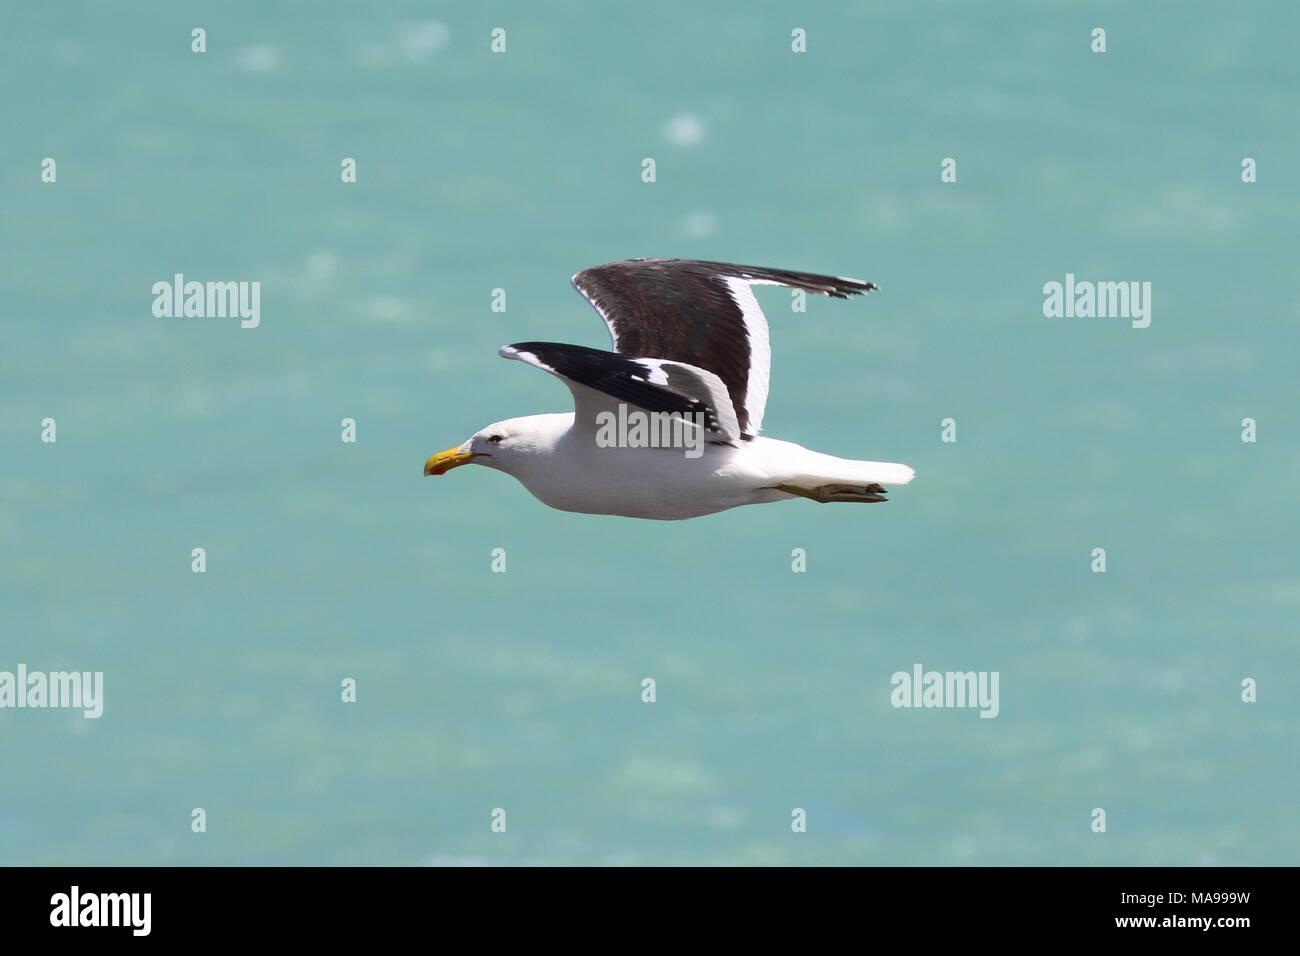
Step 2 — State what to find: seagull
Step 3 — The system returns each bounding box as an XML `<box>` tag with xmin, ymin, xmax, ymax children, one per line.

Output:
<box><xmin>424</xmin><ymin>258</ymin><xmax>914</xmax><ymax>520</ymax></box>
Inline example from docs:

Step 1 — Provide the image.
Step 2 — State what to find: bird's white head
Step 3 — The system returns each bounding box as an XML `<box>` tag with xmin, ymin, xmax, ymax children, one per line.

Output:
<box><xmin>423</xmin><ymin>414</ymin><xmax>565</xmax><ymax>478</ymax></box>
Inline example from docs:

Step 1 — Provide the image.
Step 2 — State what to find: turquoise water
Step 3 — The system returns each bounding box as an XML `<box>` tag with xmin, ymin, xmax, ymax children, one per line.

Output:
<box><xmin>3</xmin><ymin>1</ymin><xmax>1297</xmax><ymax>865</ymax></box>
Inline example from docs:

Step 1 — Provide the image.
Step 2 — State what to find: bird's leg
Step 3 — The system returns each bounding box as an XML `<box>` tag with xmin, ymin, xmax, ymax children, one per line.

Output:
<box><xmin>772</xmin><ymin>483</ymin><xmax>889</xmax><ymax>503</ymax></box>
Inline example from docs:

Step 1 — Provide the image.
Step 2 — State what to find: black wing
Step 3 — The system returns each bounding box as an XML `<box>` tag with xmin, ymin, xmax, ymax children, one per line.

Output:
<box><xmin>500</xmin><ymin>341</ymin><xmax>741</xmax><ymax>442</ymax></box>
<box><xmin>571</xmin><ymin>258</ymin><xmax>876</xmax><ymax>437</ymax></box>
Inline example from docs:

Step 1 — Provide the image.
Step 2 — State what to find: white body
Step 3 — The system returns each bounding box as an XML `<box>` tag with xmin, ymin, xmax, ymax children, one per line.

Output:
<box><xmin>469</xmin><ymin>412</ymin><xmax>915</xmax><ymax>521</ymax></box>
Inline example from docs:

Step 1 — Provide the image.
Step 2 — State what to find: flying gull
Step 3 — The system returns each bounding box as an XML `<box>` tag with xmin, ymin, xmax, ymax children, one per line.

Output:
<box><xmin>424</xmin><ymin>258</ymin><xmax>914</xmax><ymax>520</ymax></box>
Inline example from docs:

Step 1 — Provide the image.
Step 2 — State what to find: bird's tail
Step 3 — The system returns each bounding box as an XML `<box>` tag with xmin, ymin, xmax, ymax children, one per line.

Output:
<box><xmin>770</xmin><ymin>451</ymin><xmax>915</xmax><ymax>503</ymax></box>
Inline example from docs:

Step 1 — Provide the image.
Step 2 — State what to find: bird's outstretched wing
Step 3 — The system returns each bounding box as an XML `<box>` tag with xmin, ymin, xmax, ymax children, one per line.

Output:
<box><xmin>500</xmin><ymin>342</ymin><xmax>741</xmax><ymax>443</ymax></box>
<box><xmin>571</xmin><ymin>258</ymin><xmax>877</xmax><ymax>437</ymax></box>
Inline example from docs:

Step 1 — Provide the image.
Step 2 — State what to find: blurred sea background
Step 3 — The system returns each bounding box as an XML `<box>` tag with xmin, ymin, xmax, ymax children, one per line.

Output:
<box><xmin>2</xmin><ymin>1</ymin><xmax>1297</xmax><ymax>865</ymax></box>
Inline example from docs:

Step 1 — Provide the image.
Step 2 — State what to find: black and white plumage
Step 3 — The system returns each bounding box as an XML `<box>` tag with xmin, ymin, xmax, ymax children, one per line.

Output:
<box><xmin>500</xmin><ymin>342</ymin><xmax>739</xmax><ymax>440</ymax></box>
<box><xmin>424</xmin><ymin>258</ymin><xmax>914</xmax><ymax>520</ymax></box>
<box><xmin>570</xmin><ymin>259</ymin><xmax>875</xmax><ymax>438</ymax></box>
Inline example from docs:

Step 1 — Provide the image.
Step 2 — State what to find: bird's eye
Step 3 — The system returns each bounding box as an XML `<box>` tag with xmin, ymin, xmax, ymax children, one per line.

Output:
<box><xmin>488</xmin><ymin>434</ymin><xmax>504</xmax><ymax>444</ymax></box>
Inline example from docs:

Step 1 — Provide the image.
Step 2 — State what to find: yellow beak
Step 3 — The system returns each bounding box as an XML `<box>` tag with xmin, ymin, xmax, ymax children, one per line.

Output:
<box><xmin>424</xmin><ymin>446</ymin><xmax>481</xmax><ymax>476</ymax></box>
